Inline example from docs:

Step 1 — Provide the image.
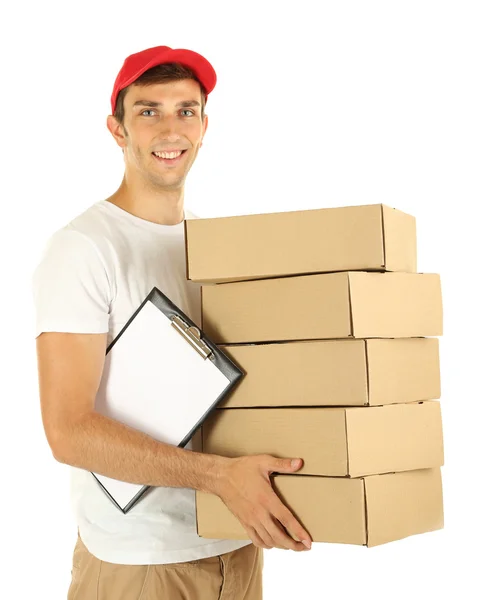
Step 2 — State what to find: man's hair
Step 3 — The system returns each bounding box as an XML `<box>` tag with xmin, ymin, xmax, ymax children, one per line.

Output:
<box><xmin>113</xmin><ymin>62</ymin><xmax>207</xmax><ymax>126</ymax></box>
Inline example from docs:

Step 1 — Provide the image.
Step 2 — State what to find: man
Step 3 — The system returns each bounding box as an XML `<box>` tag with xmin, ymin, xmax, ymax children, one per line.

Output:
<box><xmin>32</xmin><ymin>45</ymin><xmax>312</xmax><ymax>599</ymax></box>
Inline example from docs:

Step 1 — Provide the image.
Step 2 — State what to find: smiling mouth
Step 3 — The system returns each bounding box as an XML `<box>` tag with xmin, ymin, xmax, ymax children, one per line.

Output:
<box><xmin>152</xmin><ymin>150</ymin><xmax>187</xmax><ymax>166</ymax></box>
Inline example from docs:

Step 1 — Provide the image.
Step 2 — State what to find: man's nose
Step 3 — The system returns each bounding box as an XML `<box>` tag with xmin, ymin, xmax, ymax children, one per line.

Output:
<box><xmin>157</xmin><ymin>113</ymin><xmax>181</xmax><ymax>137</ymax></box>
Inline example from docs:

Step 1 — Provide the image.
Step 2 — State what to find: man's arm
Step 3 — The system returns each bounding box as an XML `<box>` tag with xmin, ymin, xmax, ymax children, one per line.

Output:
<box><xmin>36</xmin><ymin>331</ymin><xmax>229</xmax><ymax>494</ymax></box>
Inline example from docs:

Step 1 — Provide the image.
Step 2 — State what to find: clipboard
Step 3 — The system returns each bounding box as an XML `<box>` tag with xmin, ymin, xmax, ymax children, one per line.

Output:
<box><xmin>91</xmin><ymin>286</ymin><xmax>243</xmax><ymax>513</ymax></box>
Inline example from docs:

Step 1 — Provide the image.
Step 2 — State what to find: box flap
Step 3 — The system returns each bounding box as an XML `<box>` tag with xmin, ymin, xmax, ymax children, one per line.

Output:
<box><xmin>364</xmin><ymin>468</ymin><xmax>444</xmax><ymax>547</ymax></box>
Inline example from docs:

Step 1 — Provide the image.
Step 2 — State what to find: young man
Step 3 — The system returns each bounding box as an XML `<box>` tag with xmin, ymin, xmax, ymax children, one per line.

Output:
<box><xmin>32</xmin><ymin>45</ymin><xmax>312</xmax><ymax>599</ymax></box>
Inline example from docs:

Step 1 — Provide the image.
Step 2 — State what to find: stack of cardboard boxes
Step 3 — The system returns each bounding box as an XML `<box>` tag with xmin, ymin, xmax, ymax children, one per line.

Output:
<box><xmin>185</xmin><ymin>204</ymin><xmax>444</xmax><ymax>547</ymax></box>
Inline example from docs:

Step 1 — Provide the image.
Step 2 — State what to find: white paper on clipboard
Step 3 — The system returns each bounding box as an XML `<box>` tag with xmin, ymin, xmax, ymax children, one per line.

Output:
<box><xmin>91</xmin><ymin>287</ymin><xmax>242</xmax><ymax>514</ymax></box>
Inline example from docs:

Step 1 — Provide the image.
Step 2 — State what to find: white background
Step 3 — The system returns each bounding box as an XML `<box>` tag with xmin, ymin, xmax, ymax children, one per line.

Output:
<box><xmin>1</xmin><ymin>0</ymin><xmax>475</xmax><ymax>598</ymax></box>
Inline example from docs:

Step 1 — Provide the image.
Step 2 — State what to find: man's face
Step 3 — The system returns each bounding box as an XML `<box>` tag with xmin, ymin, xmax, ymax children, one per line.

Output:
<box><xmin>115</xmin><ymin>78</ymin><xmax>208</xmax><ymax>190</ymax></box>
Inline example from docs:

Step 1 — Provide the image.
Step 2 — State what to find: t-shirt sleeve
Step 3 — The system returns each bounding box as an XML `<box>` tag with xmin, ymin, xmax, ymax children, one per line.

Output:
<box><xmin>31</xmin><ymin>227</ymin><xmax>111</xmax><ymax>338</ymax></box>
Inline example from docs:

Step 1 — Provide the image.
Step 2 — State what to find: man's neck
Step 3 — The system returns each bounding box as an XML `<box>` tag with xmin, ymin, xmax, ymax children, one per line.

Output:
<box><xmin>106</xmin><ymin>178</ymin><xmax>185</xmax><ymax>226</ymax></box>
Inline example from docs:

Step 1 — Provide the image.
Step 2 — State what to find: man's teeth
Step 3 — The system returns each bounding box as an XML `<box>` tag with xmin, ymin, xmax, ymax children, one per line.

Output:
<box><xmin>153</xmin><ymin>151</ymin><xmax>183</xmax><ymax>159</ymax></box>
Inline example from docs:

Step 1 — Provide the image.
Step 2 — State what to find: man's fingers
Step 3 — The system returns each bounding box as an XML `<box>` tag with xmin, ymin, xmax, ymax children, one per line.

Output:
<box><xmin>264</xmin><ymin>515</ymin><xmax>307</xmax><ymax>551</ymax></box>
<box><xmin>245</xmin><ymin>525</ymin><xmax>272</xmax><ymax>550</ymax></box>
<box><xmin>272</xmin><ymin>503</ymin><xmax>312</xmax><ymax>548</ymax></box>
<box><xmin>255</xmin><ymin>521</ymin><xmax>280</xmax><ymax>550</ymax></box>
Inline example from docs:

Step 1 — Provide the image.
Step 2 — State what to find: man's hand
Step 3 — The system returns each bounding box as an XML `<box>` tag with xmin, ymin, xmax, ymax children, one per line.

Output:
<box><xmin>214</xmin><ymin>454</ymin><xmax>312</xmax><ymax>552</ymax></box>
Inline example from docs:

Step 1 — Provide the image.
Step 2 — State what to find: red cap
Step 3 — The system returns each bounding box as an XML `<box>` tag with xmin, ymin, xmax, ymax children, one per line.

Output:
<box><xmin>110</xmin><ymin>45</ymin><xmax>217</xmax><ymax>114</ymax></box>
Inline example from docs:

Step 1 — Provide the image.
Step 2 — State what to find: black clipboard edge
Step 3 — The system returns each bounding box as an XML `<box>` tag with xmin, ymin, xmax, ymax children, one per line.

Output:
<box><xmin>92</xmin><ymin>286</ymin><xmax>244</xmax><ymax>514</ymax></box>
<box><xmin>90</xmin><ymin>473</ymin><xmax>152</xmax><ymax>514</ymax></box>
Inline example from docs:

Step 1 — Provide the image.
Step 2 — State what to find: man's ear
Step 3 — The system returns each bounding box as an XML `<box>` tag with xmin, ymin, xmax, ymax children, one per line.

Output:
<box><xmin>106</xmin><ymin>114</ymin><xmax>127</xmax><ymax>149</ymax></box>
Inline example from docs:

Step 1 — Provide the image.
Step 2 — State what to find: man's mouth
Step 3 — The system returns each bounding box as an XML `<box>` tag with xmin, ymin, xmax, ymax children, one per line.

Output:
<box><xmin>152</xmin><ymin>149</ymin><xmax>187</xmax><ymax>166</ymax></box>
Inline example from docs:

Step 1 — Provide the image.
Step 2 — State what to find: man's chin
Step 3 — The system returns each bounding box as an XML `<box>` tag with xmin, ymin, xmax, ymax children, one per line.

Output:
<box><xmin>148</xmin><ymin>174</ymin><xmax>185</xmax><ymax>190</ymax></box>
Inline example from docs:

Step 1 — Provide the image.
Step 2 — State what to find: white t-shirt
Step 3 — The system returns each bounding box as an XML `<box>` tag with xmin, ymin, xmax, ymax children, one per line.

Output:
<box><xmin>31</xmin><ymin>199</ymin><xmax>251</xmax><ymax>565</ymax></box>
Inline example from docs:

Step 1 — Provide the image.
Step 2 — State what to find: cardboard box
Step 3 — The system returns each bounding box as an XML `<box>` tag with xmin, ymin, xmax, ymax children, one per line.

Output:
<box><xmin>196</xmin><ymin>468</ymin><xmax>444</xmax><ymax>547</ymax></box>
<box><xmin>185</xmin><ymin>204</ymin><xmax>417</xmax><ymax>283</ymax></box>
<box><xmin>202</xmin><ymin>271</ymin><xmax>443</xmax><ymax>344</ymax></box>
<box><xmin>202</xmin><ymin>401</ymin><xmax>444</xmax><ymax>477</ymax></box>
<box><xmin>217</xmin><ymin>337</ymin><xmax>440</xmax><ymax>408</ymax></box>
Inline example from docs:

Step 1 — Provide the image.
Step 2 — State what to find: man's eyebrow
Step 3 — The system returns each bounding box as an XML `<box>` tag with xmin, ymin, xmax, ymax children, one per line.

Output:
<box><xmin>132</xmin><ymin>100</ymin><xmax>201</xmax><ymax>108</ymax></box>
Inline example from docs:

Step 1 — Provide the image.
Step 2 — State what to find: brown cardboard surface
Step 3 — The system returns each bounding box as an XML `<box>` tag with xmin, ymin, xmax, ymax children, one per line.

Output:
<box><xmin>201</xmin><ymin>271</ymin><xmax>443</xmax><ymax>344</ymax></box>
<box><xmin>217</xmin><ymin>337</ymin><xmax>440</xmax><ymax>408</ymax></box>
<box><xmin>185</xmin><ymin>204</ymin><xmax>417</xmax><ymax>283</ymax></box>
<box><xmin>364</xmin><ymin>468</ymin><xmax>444</xmax><ymax>547</ymax></box>
<box><xmin>381</xmin><ymin>205</ymin><xmax>418</xmax><ymax>272</ymax></box>
<box><xmin>189</xmin><ymin>427</ymin><xmax>203</xmax><ymax>453</ymax></box>
<box><xmin>348</xmin><ymin>272</ymin><xmax>443</xmax><ymax>338</ymax></box>
<box><xmin>201</xmin><ymin>401</ymin><xmax>444</xmax><ymax>477</ymax></box>
<box><xmin>345</xmin><ymin>401</ymin><xmax>444</xmax><ymax>476</ymax></box>
<box><xmin>195</xmin><ymin>468</ymin><xmax>443</xmax><ymax>547</ymax></box>
<box><xmin>366</xmin><ymin>338</ymin><xmax>441</xmax><ymax>405</ymax></box>
<box><xmin>196</xmin><ymin>476</ymin><xmax>366</xmax><ymax>543</ymax></box>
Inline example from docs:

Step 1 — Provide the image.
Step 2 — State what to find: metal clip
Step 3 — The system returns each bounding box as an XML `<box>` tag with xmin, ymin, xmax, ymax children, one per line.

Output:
<box><xmin>171</xmin><ymin>316</ymin><xmax>212</xmax><ymax>360</ymax></box>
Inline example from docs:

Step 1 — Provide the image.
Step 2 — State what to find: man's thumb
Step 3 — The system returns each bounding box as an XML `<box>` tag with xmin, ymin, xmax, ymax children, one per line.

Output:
<box><xmin>280</xmin><ymin>458</ymin><xmax>302</xmax><ymax>471</ymax></box>
<box><xmin>269</xmin><ymin>457</ymin><xmax>303</xmax><ymax>473</ymax></box>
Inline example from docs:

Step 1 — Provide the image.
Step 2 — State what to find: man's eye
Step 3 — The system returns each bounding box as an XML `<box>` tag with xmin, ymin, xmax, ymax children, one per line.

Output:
<box><xmin>140</xmin><ymin>109</ymin><xmax>194</xmax><ymax>117</ymax></box>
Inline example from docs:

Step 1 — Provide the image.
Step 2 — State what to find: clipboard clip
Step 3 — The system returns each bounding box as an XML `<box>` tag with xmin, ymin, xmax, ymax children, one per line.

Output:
<box><xmin>171</xmin><ymin>316</ymin><xmax>212</xmax><ymax>360</ymax></box>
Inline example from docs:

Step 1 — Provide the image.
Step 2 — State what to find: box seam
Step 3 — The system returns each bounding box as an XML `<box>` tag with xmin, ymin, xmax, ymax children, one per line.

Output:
<box><xmin>184</xmin><ymin>219</ymin><xmax>191</xmax><ymax>281</ymax></box>
<box><xmin>380</xmin><ymin>204</ymin><xmax>387</xmax><ymax>269</ymax></box>
<box><xmin>200</xmin><ymin>285</ymin><xmax>204</xmax><ymax>331</ymax></box>
<box><xmin>364</xmin><ymin>340</ymin><xmax>371</xmax><ymax>406</ymax></box>
<box><xmin>363</xmin><ymin>477</ymin><xmax>370</xmax><ymax>546</ymax></box>
<box><xmin>194</xmin><ymin>489</ymin><xmax>199</xmax><ymax>535</ymax></box>
<box><xmin>344</xmin><ymin>410</ymin><xmax>351</xmax><ymax>476</ymax></box>
<box><xmin>347</xmin><ymin>273</ymin><xmax>355</xmax><ymax>337</ymax></box>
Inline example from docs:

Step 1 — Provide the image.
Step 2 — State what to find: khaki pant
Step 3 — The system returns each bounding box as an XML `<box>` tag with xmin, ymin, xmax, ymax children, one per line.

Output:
<box><xmin>67</xmin><ymin>533</ymin><xmax>263</xmax><ymax>600</ymax></box>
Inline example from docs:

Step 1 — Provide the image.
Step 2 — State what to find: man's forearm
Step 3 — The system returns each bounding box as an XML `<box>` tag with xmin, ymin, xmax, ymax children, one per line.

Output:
<box><xmin>53</xmin><ymin>410</ymin><xmax>230</xmax><ymax>494</ymax></box>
